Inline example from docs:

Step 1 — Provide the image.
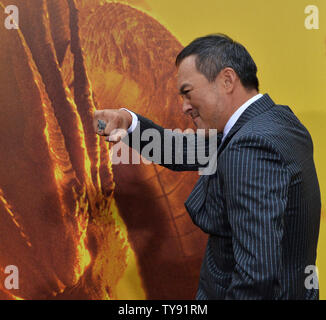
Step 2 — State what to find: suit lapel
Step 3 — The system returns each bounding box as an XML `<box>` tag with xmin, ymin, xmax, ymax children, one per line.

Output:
<box><xmin>185</xmin><ymin>94</ymin><xmax>276</xmax><ymax>218</ymax></box>
<box><xmin>215</xmin><ymin>93</ymin><xmax>276</xmax><ymax>158</ymax></box>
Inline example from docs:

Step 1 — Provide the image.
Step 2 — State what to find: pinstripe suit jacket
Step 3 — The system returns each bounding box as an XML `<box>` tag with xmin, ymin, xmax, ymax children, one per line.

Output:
<box><xmin>129</xmin><ymin>94</ymin><xmax>321</xmax><ymax>300</ymax></box>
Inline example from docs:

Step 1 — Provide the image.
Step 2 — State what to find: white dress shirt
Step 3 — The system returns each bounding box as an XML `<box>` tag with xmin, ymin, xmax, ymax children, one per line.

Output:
<box><xmin>121</xmin><ymin>93</ymin><xmax>263</xmax><ymax>137</ymax></box>
<box><xmin>222</xmin><ymin>93</ymin><xmax>263</xmax><ymax>142</ymax></box>
<box><xmin>120</xmin><ymin>107</ymin><xmax>139</xmax><ymax>133</ymax></box>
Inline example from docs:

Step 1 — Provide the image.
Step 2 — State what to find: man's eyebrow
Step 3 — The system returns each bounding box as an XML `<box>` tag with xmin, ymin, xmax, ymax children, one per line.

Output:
<box><xmin>179</xmin><ymin>83</ymin><xmax>192</xmax><ymax>95</ymax></box>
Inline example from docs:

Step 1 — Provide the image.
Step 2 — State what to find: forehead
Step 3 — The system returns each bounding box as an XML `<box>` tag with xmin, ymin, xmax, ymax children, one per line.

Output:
<box><xmin>177</xmin><ymin>55</ymin><xmax>206</xmax><ymax>87</ymax></box>
<box><xmin>177</xmin><ymin>55</ymin><xmax>197</xmax><ymax>78</ymax></box>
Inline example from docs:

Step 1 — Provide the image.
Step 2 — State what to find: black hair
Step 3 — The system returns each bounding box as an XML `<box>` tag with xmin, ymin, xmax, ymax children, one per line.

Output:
<box><xmin>176</xmin><ymin>34</ymin><xmax>259</xmax><ymax>91</ymax></box>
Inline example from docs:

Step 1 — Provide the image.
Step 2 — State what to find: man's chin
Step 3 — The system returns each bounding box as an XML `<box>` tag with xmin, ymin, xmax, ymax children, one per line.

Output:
<box><xmin>192</xmin><ymin>119</ymin><xmax>213</xmax><ymax>136</ymax></box>
<box><xmin>201</xmin><ymin>128</ymin><xmax>221</xmax><ymax>138</ymax></box>
<box><xmin>194</xmin><ymin>127</ymin><xmax>209</xmax><ymax>137</ymax></box>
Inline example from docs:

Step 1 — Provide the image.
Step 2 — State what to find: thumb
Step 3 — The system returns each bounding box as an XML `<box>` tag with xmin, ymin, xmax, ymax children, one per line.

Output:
<box><xmin>106</xmin><ymin>128</ymin><xmax>128</xmax><ymax>142</ymax></box>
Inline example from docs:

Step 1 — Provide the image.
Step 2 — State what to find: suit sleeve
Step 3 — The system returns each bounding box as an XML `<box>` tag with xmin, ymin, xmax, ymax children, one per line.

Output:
<box><xmin>123</xmin><ymin>113</ymin><xmax>222</xmax><ymax>172</ymax></box>
<box><xmin>222</xmin><ymin>134</ymin><xmax>290</xmax><ymax>299</ymax></box>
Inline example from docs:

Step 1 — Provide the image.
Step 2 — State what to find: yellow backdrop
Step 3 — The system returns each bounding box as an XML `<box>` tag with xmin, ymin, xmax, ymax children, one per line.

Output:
<box><xmin>132</xmin><ymin>0</ymin><xmax>326</xmax><ymax>298</ymax></box>
<box><xmin>0</xmin><ymin>0</ymin><xmax>324</xmax><ymax>300</ymax></box>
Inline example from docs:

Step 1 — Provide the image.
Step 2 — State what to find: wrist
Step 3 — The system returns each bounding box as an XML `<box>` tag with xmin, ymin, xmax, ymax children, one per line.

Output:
<box><xmin>119</xmin><ymin>108</ymin><xmax>133</xmax><ymax>129</ymax></box>
<box><xmin>119</xmin><ymin>108</ymin><xmax>138</xmax><ymax>133</ymax></box>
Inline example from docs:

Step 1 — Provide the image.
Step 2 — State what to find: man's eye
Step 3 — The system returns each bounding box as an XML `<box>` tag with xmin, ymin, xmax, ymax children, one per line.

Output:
<box><xmin>179</xmin><ymin>88</ymin><xmax>192</xmax><ymax>98</ymax></box>
<box><xmin>183</xmin><ymin>90</ymin><xmax>191</xmax><ymax>97</ymax></box>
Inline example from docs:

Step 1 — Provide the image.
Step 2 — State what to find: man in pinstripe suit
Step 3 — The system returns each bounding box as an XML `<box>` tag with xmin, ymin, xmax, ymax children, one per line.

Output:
<box><xmin>94</xmin><ymin>34</ymin><xmax>321</xmax><ymax>299</ymax></box>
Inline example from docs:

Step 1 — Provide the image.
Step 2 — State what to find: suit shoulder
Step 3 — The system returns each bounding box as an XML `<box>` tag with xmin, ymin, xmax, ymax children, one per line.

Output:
<box><xmin>238</xmin><ymin>104</ymin><xmax>310</xmax><ymax>140</ymax></box>
<box><xmin>228</xmin><ymin>104</ymin><xmax>314</xmax><ymax>168</ymax></box>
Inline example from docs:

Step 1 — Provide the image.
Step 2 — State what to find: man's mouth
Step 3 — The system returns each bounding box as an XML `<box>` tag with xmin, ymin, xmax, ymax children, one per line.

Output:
<box><xmin>192</xmin><ymin>116</ymin><xmax>199</xmax><ymax>126</ymax></box>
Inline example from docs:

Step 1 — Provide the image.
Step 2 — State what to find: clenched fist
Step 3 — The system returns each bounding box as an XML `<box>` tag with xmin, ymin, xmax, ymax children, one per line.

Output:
<box><xmin>93</xmin><ymin>108</ymin><xmax>133</xmax><ymax>142</ymax></box>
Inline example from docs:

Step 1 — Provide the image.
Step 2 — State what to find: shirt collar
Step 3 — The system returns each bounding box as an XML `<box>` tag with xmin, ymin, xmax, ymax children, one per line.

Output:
<box><xmin>222</xmin><ymin>93</ymin><xmax>263</xmax><ymax>142</ymax></box>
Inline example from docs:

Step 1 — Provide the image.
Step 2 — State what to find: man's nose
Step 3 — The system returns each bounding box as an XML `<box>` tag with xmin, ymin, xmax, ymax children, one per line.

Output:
<box><xmin>182</xmin><ymin>99</ymin><xmax>192</xmax><ymax>115</ymax></box>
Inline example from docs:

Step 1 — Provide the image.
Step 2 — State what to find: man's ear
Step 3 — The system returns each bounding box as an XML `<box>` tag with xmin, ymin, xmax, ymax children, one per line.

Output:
<box><xmin>220</xmin><ymin>67</ymin><xmax>237</xmax><ymax>93</ymax></box>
